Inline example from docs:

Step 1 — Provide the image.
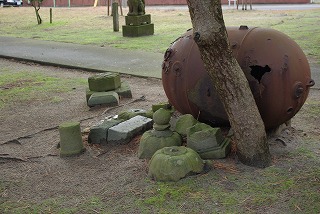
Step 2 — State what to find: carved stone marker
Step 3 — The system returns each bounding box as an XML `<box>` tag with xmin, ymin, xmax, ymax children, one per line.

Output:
<box><xmin>122</xmin><ymin>0</ymin><xmax>154</xmax><ymax>37</ymax></box>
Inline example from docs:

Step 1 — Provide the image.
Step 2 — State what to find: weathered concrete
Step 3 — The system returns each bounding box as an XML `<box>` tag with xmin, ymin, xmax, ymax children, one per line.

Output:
<box><xmin>0</xmin><ymin>36</ymin><xmax>163</xmax><ymax>78</ymax></box>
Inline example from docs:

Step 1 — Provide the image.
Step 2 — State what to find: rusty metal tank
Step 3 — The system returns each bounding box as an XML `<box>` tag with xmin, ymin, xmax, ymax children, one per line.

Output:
<box><xmin>162</xmin><ymin>26</ymin><xmax>315</xmax><ymax>129</ymax></box>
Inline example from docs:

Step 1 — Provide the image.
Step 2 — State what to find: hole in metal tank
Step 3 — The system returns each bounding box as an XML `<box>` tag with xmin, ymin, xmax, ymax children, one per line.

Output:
<box><xmin>250</xmin><ymin>65</ymin><xmax>271</xmax><ymax>83</ymax></box>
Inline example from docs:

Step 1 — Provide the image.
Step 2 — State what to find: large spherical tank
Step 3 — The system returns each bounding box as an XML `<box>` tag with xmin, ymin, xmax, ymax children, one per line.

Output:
<box><xmin>162</xmin><ymin>26</ymin><xmax>314</xmax><ymax>130</ymax></box>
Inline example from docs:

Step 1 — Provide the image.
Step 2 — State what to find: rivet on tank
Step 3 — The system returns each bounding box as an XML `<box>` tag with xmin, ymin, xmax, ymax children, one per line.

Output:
<box><xmin>162</xmin><ymin>26</ymin><xmax>315</xmax><ymax>130</ymax></box>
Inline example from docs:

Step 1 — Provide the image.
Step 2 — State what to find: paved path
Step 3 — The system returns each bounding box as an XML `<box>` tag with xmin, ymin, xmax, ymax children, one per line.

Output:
<box><xmin>0</xmin><ymin>36</ymin><xmax>163</xmax><ymax>78</ymax></box>
<box><xmin>0</xmin><ymin>4</ymin><xmax>319</xmax><ymax>81</ymax></box>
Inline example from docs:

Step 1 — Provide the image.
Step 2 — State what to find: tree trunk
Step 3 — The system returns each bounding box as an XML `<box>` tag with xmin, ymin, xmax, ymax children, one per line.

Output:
<box><xmin>32</xmin><ymin>2</ymin><xmax>42</xmax><ymax>25</ymax></box>
<box><xmin>186</xmin><ymin>0</ymin><xmax>271</xmax><ymax>168</ymax></box>
<box><xmin>35</xmin><ymin>7</ymin><xmax>42</xmax><ymax>25</ymax></box>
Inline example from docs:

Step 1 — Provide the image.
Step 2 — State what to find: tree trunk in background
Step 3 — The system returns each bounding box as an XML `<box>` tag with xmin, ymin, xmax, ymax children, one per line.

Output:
<box><xmin>186</xmin><ymin>0</ymin><xmax>271</xmax><ymax>168</ymax></box>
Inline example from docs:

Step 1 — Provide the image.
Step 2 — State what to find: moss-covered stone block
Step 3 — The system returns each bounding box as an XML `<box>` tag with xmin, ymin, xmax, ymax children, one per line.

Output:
<box><xmin>125</xmin><ymin>14</ymin><xmax>151</xmax><ymax>26</ymax></box>
<box><xmin>88</xmin><ymin>72</ymin><xmax>121</xmax><ymax>92</ymax></box>
<box><xmin>59</xmin><ymin>121</ymin><xmax>85</xmax><ymax>157</ymax></box>
<box><xmin>175</xmin><ymin>114</ymin><xmax>198</xmax><ymax>136</ymax></box>
<box><xmin>114</xmin><ymin>81</ymin><xmax>132</xmax><ymax>98</ymax></box>
<box><xmin>148</xmin><ymin>146</ymin><xmax>205</xmax><ymax>182</ymax></box>
<box><xmin>187</xmin><ymin>123</ymin><xmax>224</xmax><ymax>152</ymax></box>
<box><xmin>88</xmin><ymin>119</ymin><xmax>123</xmax><ymax>144</ymax></box>
<box><xmin>138</xmin><ymin>130</ymin><xmax>182</xmax><ymax>159</ymax></box>
<box><xmin>122</xmin><ymin>23</ymin><xmax>154</xmax><ymax>37</ymax></box>
<box><xmin>87</xmin><ymin>91</ymin><xmax>119</xmax><ymax>107</ymax></box>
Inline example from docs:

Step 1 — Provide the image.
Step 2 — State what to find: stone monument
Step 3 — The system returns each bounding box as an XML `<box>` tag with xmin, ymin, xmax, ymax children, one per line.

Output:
<box><xmin>122</xmin><ymin>0</ymin><xmax>154</xmax><ymax>37</ymax></box>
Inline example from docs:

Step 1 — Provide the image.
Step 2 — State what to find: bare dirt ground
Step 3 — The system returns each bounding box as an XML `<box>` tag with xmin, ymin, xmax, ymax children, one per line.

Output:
<box><xmin>0</xmin><ymin>58</ymin><xmax>167</xmax><ymax>210</ymax></box>
<box><xmin>1</xmin><ymin>58</ymin><xmax>319</xmax><ymax>213</ymax></box>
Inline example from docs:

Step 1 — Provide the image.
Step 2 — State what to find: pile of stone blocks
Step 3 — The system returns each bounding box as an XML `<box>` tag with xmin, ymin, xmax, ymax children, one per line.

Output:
<box><xmin>138</xmin><ymin>113</ymin><xmax>231</xmax><ymax>160</ymax></box>
<box><xmin>176</xmin><ymin>114</ymin><xmax>231</xmax><ymax>159</ymax></box>
<box><xmin>86</xmin><ymin>72</ymin><xmax>132</xmax><ymax>107</ymax></box>
<box><xmin>88</xmin><ymin>115</ymin><xmax>153</xmax><ymax>145</ymax></box>
<box><xmin>87</xmin><ymin>103</ymin><xmax>173</xmax><ymax>145</ymax></box>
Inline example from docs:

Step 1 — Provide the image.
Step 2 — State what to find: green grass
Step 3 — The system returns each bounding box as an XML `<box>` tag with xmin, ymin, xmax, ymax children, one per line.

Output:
<box><xmin>0</xmin><ymin>67</ymin><xmax>87</xmax><ymax>109</ymax></box>
<box><xmin>1</xmin><ymin>144</ymin><xmax>319</xmax><ymax>213</ymax></box>
<box><xmin>1</xmin><ymin>7</ymin><xmax>319</xmax><ymax>62</ymax></box>
<box><xmin>0</xmin><ymin>6</ymin><xmax>319</xmax><ymax>214</ymax></box>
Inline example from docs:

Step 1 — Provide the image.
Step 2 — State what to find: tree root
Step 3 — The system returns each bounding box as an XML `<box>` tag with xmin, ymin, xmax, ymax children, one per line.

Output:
<box><xmin>0</xmin><ymin>153</ymin><xmax>58</xmax><ymax>163</ymax></box>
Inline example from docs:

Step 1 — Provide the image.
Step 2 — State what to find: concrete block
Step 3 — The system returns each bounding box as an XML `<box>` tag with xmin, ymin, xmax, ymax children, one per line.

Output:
<box><xmin>107</xmin><ymin>115</ymin><xmax>153</xmax><ymax>144</ymax></box>
<box><xmin>114</xmin><ymin>81</ymin><xmax>132</xmax><ymax>98</ymax></box>
<box><xmin>87</xmin><ymin>91</ymin><xmax>119</xmax><ymax>107</ymax></box>
<box><xmin>88</xmin><ymin>119</ymin><xmax>123</xmax><ymax>144</ymax></box>
<box><xmin>88</xmin><ymin>72</ymin><xmax>121</xmax><ymax>92</ymax></box>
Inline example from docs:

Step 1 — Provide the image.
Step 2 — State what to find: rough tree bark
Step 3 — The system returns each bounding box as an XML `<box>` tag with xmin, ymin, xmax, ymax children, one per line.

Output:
<box><xmin>186</xmin><ymin>0</ymin><xmax>271</xmax><ymax>168</ymax></box>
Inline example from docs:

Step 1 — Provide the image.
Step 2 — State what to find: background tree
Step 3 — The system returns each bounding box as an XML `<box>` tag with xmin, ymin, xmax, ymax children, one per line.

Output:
<box><xmin>186</xmin><ymin>0</ymin><xmax>271</xmax><ymax>168</ymax></box>
<box><xmin>30</xmin><ymin>0</ymin><xmax>44</xmax><ymax>25</ymax></box>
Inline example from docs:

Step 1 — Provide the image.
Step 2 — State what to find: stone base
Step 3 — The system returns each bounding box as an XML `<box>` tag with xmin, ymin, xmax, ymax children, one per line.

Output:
<box><xmin>87</xmin><ymin>91</ymin><xmax>119</xmax><ymax>107</ymax></box>
<box><xmin>125</xmin><ymin>14</ymin><xmax>151</xmax><ymax>26</ymax></box>
<box><xmin>122</xmin><ymin>23</ymin><xmax>154</xmax><ymax>37</ymax></box>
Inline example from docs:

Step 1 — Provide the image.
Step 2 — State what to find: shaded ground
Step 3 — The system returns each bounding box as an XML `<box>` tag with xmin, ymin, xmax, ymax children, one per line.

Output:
<box><xmin>0</xmin><ymin>58</ymin><xmax>319</xmax><ymax>213</ymax></box>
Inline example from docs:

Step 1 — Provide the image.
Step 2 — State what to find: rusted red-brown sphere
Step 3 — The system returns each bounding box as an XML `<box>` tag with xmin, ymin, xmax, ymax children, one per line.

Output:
<box><xmin>162</xmin><ymin>26</ymin><xmax>314</xmax><ymax>129</ymax></box>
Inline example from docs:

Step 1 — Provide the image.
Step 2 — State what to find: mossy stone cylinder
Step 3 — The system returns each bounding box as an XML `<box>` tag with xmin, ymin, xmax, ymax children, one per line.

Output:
<box><xmin>59</xmin><ymin>121</ymin><xmax>85</xmax><ymax>157</ymax></box>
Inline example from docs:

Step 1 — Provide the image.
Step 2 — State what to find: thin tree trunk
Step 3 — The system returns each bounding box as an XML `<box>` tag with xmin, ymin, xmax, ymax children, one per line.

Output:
<box><xmin>32</xmin><ymin>2</ymin><xmax>42</xmax><ymax>25</ymax></box>
<box><xmin>36</xmin><ymin>7</ymin><xmax>42</xmax><ymax>24</ymax></box>
<box><xmin>186</xmin><ymin>0</ymin><xmax>271</xmax><ymax>168</ymax></box>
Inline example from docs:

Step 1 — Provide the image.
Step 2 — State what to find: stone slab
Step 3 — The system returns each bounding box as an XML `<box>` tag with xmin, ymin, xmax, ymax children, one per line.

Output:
<box><xmin>122</xmin><ymin>24</ymin><xmax>154</xmax><ymax>37</ymax></box>
<box><xmin>107</xmin><ymin>115</ymin><xmax>153</xmax><ymax>144</ymax></box>
<box><xmin>87</xmin><ymin>91</ymin><xmax>119</xmax><ymax>107</ymax></box>
<box><xmin>88</xmin><ymin>119</ymin><xmax>123</xmax><ymax>144</ymax></box>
